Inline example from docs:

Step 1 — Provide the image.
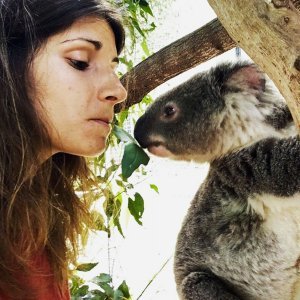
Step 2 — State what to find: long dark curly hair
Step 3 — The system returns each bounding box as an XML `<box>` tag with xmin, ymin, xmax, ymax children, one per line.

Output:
<box><xmin>0</xmin><ymin>0</ymin><xmax>125</xmax><ymax>298</ymax></box>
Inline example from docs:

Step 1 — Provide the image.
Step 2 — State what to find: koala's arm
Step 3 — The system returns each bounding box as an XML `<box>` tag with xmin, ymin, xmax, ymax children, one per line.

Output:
<box><xmin>216</xmin><ymin>136</ymin><xmax>300</xmax><ymax>196</ymax></box>
<box><xmin>180</xmin><ymin>272</ymin><xmax>241</xmax><ymax>300</ymax></box>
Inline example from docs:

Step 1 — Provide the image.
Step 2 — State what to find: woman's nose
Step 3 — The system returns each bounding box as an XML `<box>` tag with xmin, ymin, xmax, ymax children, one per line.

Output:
<box><xmin>98</xmin><ymin>73</ymin><xmax>127</xmax><ymax>105</ymax></box>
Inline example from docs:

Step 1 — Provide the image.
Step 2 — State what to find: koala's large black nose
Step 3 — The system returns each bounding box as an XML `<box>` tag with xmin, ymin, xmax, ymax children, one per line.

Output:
<box><xmin>134</xmin><ymin>115</ymin><xmax>149</xmax><ymax>148</ymax></box>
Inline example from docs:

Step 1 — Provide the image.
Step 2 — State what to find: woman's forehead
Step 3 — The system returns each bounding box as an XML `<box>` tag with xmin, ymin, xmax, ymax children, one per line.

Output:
<box><xmin>57</xmin><ymin>17</ymin><xmax>113</xmax><ymax>41</ymax></box>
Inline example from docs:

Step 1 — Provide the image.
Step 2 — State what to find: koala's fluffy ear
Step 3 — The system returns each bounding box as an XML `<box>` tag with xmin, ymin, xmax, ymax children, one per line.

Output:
<box><xmin>226</xmin><ymin>64</ymin><xmax>266</xmax><ymax>95</ymax></box>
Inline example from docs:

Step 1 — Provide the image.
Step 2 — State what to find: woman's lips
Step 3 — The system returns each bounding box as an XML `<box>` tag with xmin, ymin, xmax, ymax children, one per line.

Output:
<box><xmin>91</xmin><ymin>118</ymin><xmax>109</xmax><ymax>124</ymax></box>
<box><xmin>89</xmin><ymin>119</ymin><xmax>112</xmax><ymax>131</ymax></box>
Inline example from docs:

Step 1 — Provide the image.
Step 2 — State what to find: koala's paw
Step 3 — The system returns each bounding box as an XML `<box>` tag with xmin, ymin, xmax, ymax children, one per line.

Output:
<box><xmin>180</xmin><ymin>272</ymin><xmax>240</xmax><ymax>300</ymax></box>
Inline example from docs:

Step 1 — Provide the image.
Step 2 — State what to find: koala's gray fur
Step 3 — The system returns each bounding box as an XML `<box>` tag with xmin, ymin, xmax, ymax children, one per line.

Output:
<box><xmin>134</xmin><ymin>61</ymin><xmax>300</xmax><ymax>300</ymax></box>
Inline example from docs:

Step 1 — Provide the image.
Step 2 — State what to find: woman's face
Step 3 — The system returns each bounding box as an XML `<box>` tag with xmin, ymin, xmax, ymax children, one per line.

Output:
<box><xmin>31</xmin><ymin>17</ymin><xmax>127</xmax><ymax>159</ymax></box>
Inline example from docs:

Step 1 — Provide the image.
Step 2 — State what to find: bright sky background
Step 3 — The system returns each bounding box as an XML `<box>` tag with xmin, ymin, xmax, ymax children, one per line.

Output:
<box><xmin>80</xmin><ymin>1</ymin><xmax>249</xmax><ymax>299</ymax></box>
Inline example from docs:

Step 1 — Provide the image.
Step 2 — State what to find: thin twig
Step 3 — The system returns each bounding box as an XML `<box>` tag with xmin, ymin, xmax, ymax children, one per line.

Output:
<box><xmin>136</xmin><ymin>256</ymin><xmax>172</xmax><ymax>300</ymax></box>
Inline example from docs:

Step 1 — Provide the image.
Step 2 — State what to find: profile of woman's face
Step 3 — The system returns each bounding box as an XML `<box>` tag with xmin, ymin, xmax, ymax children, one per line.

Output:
<box><xmin>31</xmin><ymin>17</ymin><xmax>127</xmax><ymax>159</ymax></box>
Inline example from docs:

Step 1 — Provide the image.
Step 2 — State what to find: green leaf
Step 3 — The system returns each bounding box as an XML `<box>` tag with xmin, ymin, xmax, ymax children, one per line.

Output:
<box><xmin>76</xmin><ymin>285</ymin><xmax>89</xmax><ymax>297</ymax></box>
<box><xmin>122</xmin><ymin>143</ymin><xmax>150</xmax><ymax>179</ymax></box>
<box><xmin>141</xmin><ymin>94</ymin><xmax>153</xmax><ymax>105</ymax></box>
<box><xmin>114</xmin><ymin>217</ymin><xmax>125</xmax><ymax>238</ymax></box>
<box><xmin>130</xmin><ymin>17</ymin><xmax>145</xmax><ymax>37</ymax></box>
<box><xmin>90</xmin><ymin>211</ymin><xmax>106</xmax><ymax>231</ymax></box>
<box><xmin>113</xmin><ymin>197</ymin><xmax>125</xmax><ymax>238</ymax></box>
<box><xmin>116</xmin><ymin>179</ymin><xmax>124</xmax><ymax>187</ymax></box>
<box><xmin>70</xmin><ymin>274</ymin><xmax>85</xmax><ymax>296</ymax></box>
<box><xmin>113</xmin><ymin>289</ymin><xmax>124</xmax><ymax>300</ymax></box>
<box><xmin>91</xmin><ymin>290</ymin><xmax>104</xmax><ymax>295</ymax></box>
<box><xmin>117</xmin><ymin>110</ymin><xmax>129</xmax><ymax>126</ymax></box>
<box><xmin>103</xmin><ymin>164</ymin><xmax>119</xmax><ymax>180</ymax></box>
<box><xmin>94</xmin><ymin>273</ymin><xmax>112</xmax><ymax>284</ymax></box>
<box><xmin>76</xmin><ymin>262</ymin><xmax>98</xmax><ymax>272</ymax></box>
<box><xmin>89</xmin><ymin>290</ymin><xmax>107</xmax><ymax>300</ymax></box>
<box><xmin>117</xmin><ymin>281</ymin><xmax>130</xmax><ymax>298</ymax></box>
<box><xmin>150</xmin><ymin>184</ymin><xmax>159</xmax><ymax>194</ymax></box>
<box><xmin>118</xmin><ymin>57</ymin><xmax>133</xmax><ymax>70</ymax></box>
<box><xmin>113</xmin><ymin>125</ymin><xmax>135</xmax><ymax>143</ymax></box>
<box><xmin>128</xmin><ymin>193</ymin><xmax>144</xmax><ymax>225</ymax></box>
<box><xmin>103</xmin><ymin>193</ymin><xmax>115</xmax><ymax>218</ymax></box>
<box><xmin>139</xmin><ymin>0</ymin><xmax>154</xmax><ymax>17</ymax></box>
<box><xmin>99</xmin><ymin>282</ymin><xmax>114</xmax><ymax>297</ymax></box>
<box><xmin>141</xmin><ymin>38</ymin><xmax>150</xmax><ymax>56</ymax></box>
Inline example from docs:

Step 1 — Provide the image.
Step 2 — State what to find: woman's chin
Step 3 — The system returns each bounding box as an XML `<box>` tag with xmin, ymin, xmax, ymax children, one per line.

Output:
<box><xmin>48</xmin><ymin>134</ymin><xmax>110</xmax><ymax>158</ymax></box>
<box><xmin>85</xmin><ymin>139</ymin><xmax>107</xmax><ymax>157</ymax></box>
<box><xmin>68</xmin><ymin>137</ymin><xmax>108</xmax><ymax>157</ymax></box>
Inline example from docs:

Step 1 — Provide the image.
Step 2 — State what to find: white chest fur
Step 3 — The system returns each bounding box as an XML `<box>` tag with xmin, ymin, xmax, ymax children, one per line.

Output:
<box><xmin>248</xmin><ymin>193</ymin><xmax>300</xmax><ymax>300</ymax></box>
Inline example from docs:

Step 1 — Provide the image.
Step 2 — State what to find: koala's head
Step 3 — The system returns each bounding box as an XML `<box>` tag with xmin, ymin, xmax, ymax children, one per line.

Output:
<box><xmin>134</xmin><ymin>62</ymin><xmax>294</xmax><ymax>163</ymax></box>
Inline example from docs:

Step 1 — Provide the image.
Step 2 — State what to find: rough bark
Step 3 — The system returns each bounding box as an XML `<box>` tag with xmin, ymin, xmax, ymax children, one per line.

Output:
<box><xmin>291</xmin><ymin>0</ymin><xmax>300</xmax><ymax>10</ymax></box>
<box><xmin>207</xmin><ymin>0</ymin><xmax>300</xmax><ymax>129</ymax></box>
<box><xmin>117</xmin><ymin>18</ymin><xmax>235</xmax><ymax>111</ymax></box>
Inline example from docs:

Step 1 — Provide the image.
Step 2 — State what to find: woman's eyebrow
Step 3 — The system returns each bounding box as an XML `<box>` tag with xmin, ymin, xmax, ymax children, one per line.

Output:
<box><xmin>61</xmin><ymin>38</ymin><xmax>102</xmax><ymax>50</ymax></box>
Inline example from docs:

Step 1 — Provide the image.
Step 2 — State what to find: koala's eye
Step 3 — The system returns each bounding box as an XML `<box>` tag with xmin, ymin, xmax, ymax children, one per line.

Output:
<box><xmin>163</xmin><ymin>104</ymin><xmax>177</xmax><ymax>118</ymax></box>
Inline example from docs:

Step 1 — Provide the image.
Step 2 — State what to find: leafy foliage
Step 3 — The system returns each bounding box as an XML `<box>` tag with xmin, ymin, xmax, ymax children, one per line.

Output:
<box><xmin>70</xmin><ymin>264</ymin><xmax>131</xmax><ymax>300</ymax></box>
<box><xmin>83</xmin><ymin>0</ymin><xmax>158</xmax><ymax>243</ymax></box>
<box><xmin>69</xmin><ymin>0</ymin><xmax>174</xmax><ymax>298</ymax></box>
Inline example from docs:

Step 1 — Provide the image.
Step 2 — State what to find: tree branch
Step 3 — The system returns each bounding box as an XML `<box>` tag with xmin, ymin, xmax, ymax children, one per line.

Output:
<box><xmin>117</xmin><ymin>18</ymin><xmax>235</xmax><ymax>111</ymax></box>
<box><xmin>208</xmin><ymin>0</ymin><xmax>300</xmax><ymax>129</ymax></box>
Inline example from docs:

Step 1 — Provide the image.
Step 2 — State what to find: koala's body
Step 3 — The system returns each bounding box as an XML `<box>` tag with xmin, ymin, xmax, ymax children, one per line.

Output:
<box><xmin>134</xmin><ymin>62</ymin><xmax>300</xmax><ymax>300</ymax></box>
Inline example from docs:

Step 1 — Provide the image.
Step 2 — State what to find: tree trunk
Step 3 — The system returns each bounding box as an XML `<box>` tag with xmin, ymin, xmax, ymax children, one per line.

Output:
<box><xmin>207</xmin><ymin>0</ymin><xmax>300</xmax><ymax>129</ymax></box>
<box><xmin>117</xmin><ymin>18</ymin><xmax>235</xmax><ymax>111</ymax></box>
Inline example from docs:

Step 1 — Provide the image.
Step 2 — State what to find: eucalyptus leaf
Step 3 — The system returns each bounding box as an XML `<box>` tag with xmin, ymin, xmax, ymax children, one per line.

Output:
<box><xmin>99</xmin><ymin>282</ymin><xmax>114</xmax><ymax>297</ymax></box>
<box><xmin>131</xmin><ymin>17</ymin><xmax>145</xmax><ymax>37</ymax></box>
<box><xmin>114</xmin><ymin>217</ymin><xmax>125</xmax><ymax>238</ymax></box>
<box><xmin>94</xmin><ymin>273</ymin><xmax>112</xmax><ymax>285</ymax></box>
<box><xmin>150</xmin><ymin>184</ymin><xmax>159</xmax><ymax>194</ymax></box>
<box><xmin>112</xmin><ymin>125</ymin><xmax>136</xmax><ymax>143</ymax></box>
<box><xmin>122</xmin><ymin>143</ymin><xmax>150</xmax><ymax>179</ymax></box>
<box><xmin>139</xmin><ymin>0</ymin><xmax>154</xmax><ymax>17</ymax></box>
<box><xmin>103</xmin><ymin>164</ymin><xmax>119</xmax><ymax>180</ymax></box>
<box><xmin>90</xmin><ymin>289</ymin><xmax>106</xmax><ymax>297</ymax></box>
<box><xmin>128</xmin><ymin>193</ymin><xmax>144</xmax><ymax>225</ymax></box>
<box><xmin>91</xmin><ymin>212</ymin><xmax>106</xmax><ymax>232</ymax></box>
<box><xmin>113</xmin><ymin>289</ymin><xmax>124</xmax><ymax>300</ymax></box>
<box><xmin>76</xmin><ymin>285</ymin><xmax>89</xmax><ymax>297</ymax></box>
<box><xmin>117</xmin><ymin>281</ymin><xmax>130</xmax><ymax>298</ymax></box>
<box><xmin>141</xmin><ymin>38</ymin><xmax>150</xmax><ymax>56</ymax></box>
<box><xmin>89</xmin><ymin>290</ymin><xmax>106</xmax><ymax>300</ymax></box>
<box><xmin>70</xmin><ymin>274</ymin><xmax>85</xmax><ymax>295</ymax></box>
<box><xmin>113</xmin><ymin>197</ymin><xmax>125</xmax><ymax>237</ymax></box>
<box><xmin>76</xmin><ymin>262</ymin><xmax>98</xmax><ymax>272</ymax></box>
<box><xmin>117</xmin><ymin>110</ymin><xmax>129</xmax><ymax>126</ymax></box>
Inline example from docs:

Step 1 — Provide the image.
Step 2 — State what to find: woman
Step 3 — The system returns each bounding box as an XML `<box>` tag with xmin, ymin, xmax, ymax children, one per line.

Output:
<box><xmin>0</xmin><ymin>0</ymin><xmax>127</xmax><ymax>298</ymax></box>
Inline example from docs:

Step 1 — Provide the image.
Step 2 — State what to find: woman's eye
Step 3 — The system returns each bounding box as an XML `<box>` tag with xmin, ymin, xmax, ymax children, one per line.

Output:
<box><xmin>68</xmin><ymin>59</ymin><xmax>89</xmax><ymax>71</ymax></box>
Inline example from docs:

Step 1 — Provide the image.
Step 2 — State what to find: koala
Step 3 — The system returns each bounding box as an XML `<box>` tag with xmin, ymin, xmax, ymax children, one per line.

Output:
<box><xmin>134</xmin><ymin>61</ymin><xmax>300</xmax><ymax>300</ymax></box>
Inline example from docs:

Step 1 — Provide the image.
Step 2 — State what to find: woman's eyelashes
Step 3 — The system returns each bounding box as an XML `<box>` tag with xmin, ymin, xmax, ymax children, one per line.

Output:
<box><xmin>68</xmin><ymin>58</ymin><xmax>89</xmax><ymax>71</ymax></box>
